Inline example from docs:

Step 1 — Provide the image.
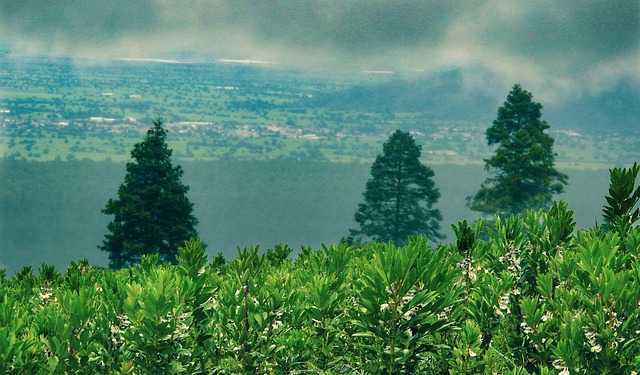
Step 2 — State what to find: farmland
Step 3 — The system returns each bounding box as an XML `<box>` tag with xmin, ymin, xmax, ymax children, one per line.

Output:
<box><xmin>1</xmin><ymin>53</ymin><xmax>638</xmax><ymax>167</ymax></box>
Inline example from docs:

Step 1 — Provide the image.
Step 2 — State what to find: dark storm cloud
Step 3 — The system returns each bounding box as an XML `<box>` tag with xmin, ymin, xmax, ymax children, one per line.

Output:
<box><xmin>444</xmin><ymin>1</ymin><xmax>640</xmax><ymax>98</ymax></box>
<box><xmin>219</xmin><ymin>1</ymin><xmax>462</xmax><ymax>52</ymax></box>
<box><xmin>461</xmin><ymin>2</ymin><xmax>639</xmax><ymax>72</ymax></box>
<box><xmin>0</xmin><ymin>1</ymin><xmax>163</xmax><ymax>51</ymax></box>
<box><xmin>496</xmin><ymin>2</ymin><xmax>639</xmax><ymax>59</ymax></box>
<box><xmin>1</xmin><ymin>0</ymin><xmax>638</xmax><ymax>96</ymax></box>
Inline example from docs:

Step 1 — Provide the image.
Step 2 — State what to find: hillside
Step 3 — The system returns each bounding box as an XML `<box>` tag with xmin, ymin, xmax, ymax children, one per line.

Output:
<box><xmin>301</xmin><ymin>69</ymin><xmax>640</xmax><ymax>134</ymax></box>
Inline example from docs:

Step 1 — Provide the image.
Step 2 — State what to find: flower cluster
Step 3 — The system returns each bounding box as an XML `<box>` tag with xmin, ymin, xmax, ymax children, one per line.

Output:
<box><xmin>521</xmin><ymin>310</ymin><xmax>554</xmax><ymax>340</ymax></box>
<box><xmin>585</xmin><ymin>330</ymin><xmax>602</xmax><ymax>353</ymax></box>
<box><xmin>110</xmin><ymin>313</ymin><xmax>132</xmax><ymax>348</ymax></box>
<box><xmin>39</xmin><ymin>283</ymin><xmax>56</xmax><ymax>306</ymax></box>
<box><xmin>438</xmin><ymin>306</ymin><xmax>452</xmax><ymax>321</ymax></box>
<box><xmin>499</xmin><ymin>244</ymin><xmax>521</xmax><ymax>276</ymax></box>
<box><xmin>265</xmin><ymin>310</ymin><xmax>284</xmax><ymax>334</ymax></box>
<box><xmin>163</xmin><ymin>311</ymin><xmax>192</xmax><ymax>342</ymax></box>
<box><xmin>520</xmin><ymin>320</ymin><xmax>535</xmax><ymax>335</ymax></box>
<box><xmin>457</xmin><ymin>257</ymin><xmax>477</xmax><ymax>282</ymax></box>
<box><xmin>603</xmin><ymin>306</ymin><xmax>622</xmax><ymax>329</ymax></box>
<box><xmin>494</xmin><ymin>292</ymin><xmax>511</xmax><ymax>319</ymax></box>
<box><xmin>380</xmin><ymin>286</ymin><xmax>425</xmax><ymax>323</ymax></box>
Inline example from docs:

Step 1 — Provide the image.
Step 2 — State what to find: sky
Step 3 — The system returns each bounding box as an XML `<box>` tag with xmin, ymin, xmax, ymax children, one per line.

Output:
<box><xmin>0</xmin><ymin>1</ymin><xmax>639</xmax><ymax>102</ymax></box>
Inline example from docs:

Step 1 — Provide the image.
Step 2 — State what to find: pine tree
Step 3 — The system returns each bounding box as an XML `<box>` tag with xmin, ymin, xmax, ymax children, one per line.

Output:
<box><xmin>100</xmin><ymin>119</ymin><xmax>199</xmax><ymax>268</ymax></box>
<box><xmin>468</xmin><ymin>84</ymin><xmax>568</xmax><ymax>216</ymax></box>
<box><xmin>350</xmin><ymin>130</ymin><xmax>443</xmax><ymax>245</ymax></box>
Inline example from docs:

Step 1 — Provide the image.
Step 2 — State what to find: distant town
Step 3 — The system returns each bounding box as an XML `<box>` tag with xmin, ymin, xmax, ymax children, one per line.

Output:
<box><xmin>0</xmin><ymin>54</ymin><xmax>637</xmax><ymax>167</ymax></box>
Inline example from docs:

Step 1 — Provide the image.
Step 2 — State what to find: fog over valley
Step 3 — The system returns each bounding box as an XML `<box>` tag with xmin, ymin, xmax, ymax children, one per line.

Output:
<box><xmin>1</xmin><ymin>1</ymin><xmax>638</xmax><ymax>100</ymax></box>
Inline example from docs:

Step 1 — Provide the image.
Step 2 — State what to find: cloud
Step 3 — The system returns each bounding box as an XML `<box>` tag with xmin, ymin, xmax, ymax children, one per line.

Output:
<box><xmin>1</xmin><ymin>0</ymin><xmax>638</xmax><ymax>99</ymax></box>
<box><xmin>0</xmin><ymin>1</ymin><xmax>162</xmax><ymax>52</ymax></box>
<box><xmin>446</xmin><ymin>1</ymin><xmax>640</xmax><ymax>99</ymax></box>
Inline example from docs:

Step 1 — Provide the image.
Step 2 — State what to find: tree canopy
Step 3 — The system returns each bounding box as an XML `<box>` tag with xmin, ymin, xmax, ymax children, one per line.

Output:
<box><xmin>350</xmin><ymin>129</ymin><xmax>443</xmax><ymax>245</ymax></box>
<box><xmin>467</xmin><ymin>84</ymin><xmax>568</xmax><ymax>216</ymax></box>
<box><xmin>100</xmin><ymin>119</ymin><xmax>199</xmax><ymax>268</ymax></box>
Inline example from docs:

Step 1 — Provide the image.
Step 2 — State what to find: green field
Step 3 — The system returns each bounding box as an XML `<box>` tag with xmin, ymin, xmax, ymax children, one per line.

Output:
<box><xmin>1</xmin><ymin>55</ymin><xmax>638</xmax><ymax>167</ymax></box>
<box><xmin>2</xmin><ymin>122</ymin><xmax>636</xmax><ymax>169</ymax></box>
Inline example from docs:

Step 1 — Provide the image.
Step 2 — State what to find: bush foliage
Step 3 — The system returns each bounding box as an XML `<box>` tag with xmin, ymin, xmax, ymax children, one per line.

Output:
<box><xmin>1</xmin><ymin>164</ymin><xmax>639</xmax><ymax>374</ymax></box>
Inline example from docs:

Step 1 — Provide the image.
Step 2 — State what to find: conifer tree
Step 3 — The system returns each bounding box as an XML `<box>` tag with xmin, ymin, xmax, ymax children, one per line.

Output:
<box><xmin>350</xmin><ymin>130</ymin><xmax>443</xmax><ymax>245</ymax></box>
<box><xmin>468</xmin><ymin>84</ymin><xmax>568</xmax><ymax>216</ymax></box>
<box><xmin>100</xmin><ymin>119</ymin><xmax>198</xmax><ymax>268</ymax></box>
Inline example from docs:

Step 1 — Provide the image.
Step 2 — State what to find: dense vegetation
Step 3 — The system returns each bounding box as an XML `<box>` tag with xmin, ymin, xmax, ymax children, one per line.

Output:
<box><xmin>0</xmin><ymin>165</ymin><xmax>636</xmax><ymax>373</ymax></box>
<box><xmin>1</xmin><ymin>192</ymin><xmax>639</xmax><ymax>373</ymax></box>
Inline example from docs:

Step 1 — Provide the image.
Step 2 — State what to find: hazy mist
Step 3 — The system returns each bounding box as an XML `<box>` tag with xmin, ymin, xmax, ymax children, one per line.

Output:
<box><xmin>1</xmin><ymin>1</ymin><xmax>638</xmax><ymax>101</ymax></box>
<box><xmin>0</xmin><ymin>159</ymin><xmax>610</xmax><ymax>276</ymax></box>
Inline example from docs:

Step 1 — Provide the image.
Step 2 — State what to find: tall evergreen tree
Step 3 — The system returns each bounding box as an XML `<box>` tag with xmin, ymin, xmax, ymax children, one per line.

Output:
<box><xmin>350</xmin><ymin>130</ymin><xmax>443</xmax><ymax>245</ymax></box>
<box><xmin>468</xmin><ymin>84</ymin><xmax>568</xmax><ymax>216</ymax></box>
<box><xmin>100</xmin><ymin>119</ymin><xmax>198</xmax><ymax>268</ymax></box>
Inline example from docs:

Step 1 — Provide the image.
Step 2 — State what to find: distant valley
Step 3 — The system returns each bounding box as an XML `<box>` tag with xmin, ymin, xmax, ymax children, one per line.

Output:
<box><xmin>0</xmin><ymin>54</ymin><xmax>636</xmax><ymax>275</ymax></box>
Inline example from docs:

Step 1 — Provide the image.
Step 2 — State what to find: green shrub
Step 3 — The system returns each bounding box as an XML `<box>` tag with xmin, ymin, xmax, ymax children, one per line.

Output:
<box><xmin>2</xmin><ymin>163</ymin><xmax>640</xmax><ymax>373</ymax></box>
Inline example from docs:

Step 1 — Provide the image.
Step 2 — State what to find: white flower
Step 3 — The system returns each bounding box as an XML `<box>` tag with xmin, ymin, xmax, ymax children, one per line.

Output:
<box><xmin>438</xmin><ymin>306</ymin><xmax>452</xmax><ymax>320</ymax></box>
<box><xmin>403</xmin><ymin>309</ymin><xmax>417</xmax><ymax>320</ymax></box>
<box><xmin>385</xmin><ymin>285</ymin><xmax>392</xmax><ymax>295</ymax></box>
<box><xmin>541</xmin><ymin>311</ymin><xmax>553</xmax><ymax>322</ymax></box>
